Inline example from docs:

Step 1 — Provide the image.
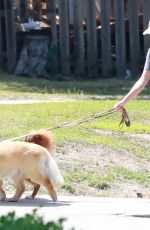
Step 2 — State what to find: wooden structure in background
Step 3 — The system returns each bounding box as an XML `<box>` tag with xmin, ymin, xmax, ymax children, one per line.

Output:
<box><xmin>0</xmin><ymin>0</ymin><xmax>150</xmax><ymax>77</ymax></box>
<box><xmin>0</xmin><ymin>0</ymin><xmax>16</xmax><ymax>73</ymax></box>
<box><xmin>143</xmin><ymin>0</ymin><xmax>150</xmax><ymax>54</ymax></box>
<box><xmin>101</xmin><ymin>0</ymin><xmax>112</xmax><ymax>77</ymax></box>
<box><xmin>115</xmin><ymin>0</ymin><xmax>126</xmax><ymax>77</ymax></box>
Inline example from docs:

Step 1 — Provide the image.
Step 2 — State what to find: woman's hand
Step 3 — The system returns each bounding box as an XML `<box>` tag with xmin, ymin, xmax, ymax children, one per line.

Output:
<box><xmin>114</xmin><ymin>101</ymin><xmax>125</xmax><ymax>112</ymax></box>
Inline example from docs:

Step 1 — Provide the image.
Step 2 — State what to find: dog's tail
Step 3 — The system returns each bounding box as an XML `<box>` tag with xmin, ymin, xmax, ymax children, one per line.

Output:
<box><xmin>25</xmin><ymin>130</ymin><xmax>55</xmax><ymax>155</ymax></box>
<box><xmin>41</xmin><ymin>154</ymin><xmax>64</xmax><ymax>188</ymax></box>
<box><xmin>26</xmin><ymin>130</ymin><xmax>64</xmax><ymax>188</ymax></box>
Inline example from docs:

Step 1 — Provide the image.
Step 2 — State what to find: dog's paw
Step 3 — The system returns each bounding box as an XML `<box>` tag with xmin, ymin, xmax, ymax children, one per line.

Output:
<box><xmin>6</xmin><ymin>198</ymin><xmax>18</xmax><ymax>202</ymax></box>
<box><xmin>0</xmin><ymin>194</ymin><xmax>6</xmax><ymax>201</ymax></box>
<box><xmin>51</xmin><ymin>194</ymin><xmax>57</xmax><ymax>202</ymax></box>
<box><xmin>0</xmin><ymin>197</ymin><xmax>6</xmax><ymax>201</ymax></box>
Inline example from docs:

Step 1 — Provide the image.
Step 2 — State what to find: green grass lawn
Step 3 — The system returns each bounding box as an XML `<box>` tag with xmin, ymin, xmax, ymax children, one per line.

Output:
<box><xmin>0</xmin><ymin>73</ymin><xmax>150</xmax><ymax>155</ymax></box>
<box><xmin>1</xmin><ymin>73</ymin><xmax>150</xmax><ymax>197</ymax></box>
<box><xmin>0</xmin><ymin>100</ymin><xmax>150</xmax><ymax>158</ymax></box>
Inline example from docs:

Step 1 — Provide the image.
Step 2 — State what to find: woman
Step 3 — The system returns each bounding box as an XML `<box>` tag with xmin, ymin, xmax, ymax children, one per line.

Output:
<box><xmin>114</xmin><ymin>21</ymin><xmax>150</xmax><ymax>111</ymax></box>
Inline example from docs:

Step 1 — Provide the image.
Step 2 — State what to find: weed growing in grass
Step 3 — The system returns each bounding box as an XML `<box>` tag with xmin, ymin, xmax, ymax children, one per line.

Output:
<box><xmin>64</xmin><ymin>172</ymin><xmax>113</xmax><ymax>192</ymax></box>
<box><xmin>117</xmin><ymin>167</ymin><xmax>150</xmax><ymax>186</ymax></box>
<box><xmin>87</xmin><ymin>173</ymin><xmax>113</xmax><ymax>190</ymax></box>
<box><xmin>62</xmin><ymin>184</ymin><xmax>76</xmax><ymax>194</ymax></box>
<box><xmin>107</xmin><ymin>166</ymin><xmax>150</xmax><ymax>187</ymax></box>
<box><xmin>67</xmin><ymin>87</ymin><xmax>84</xmax><ymax>95</ymax></box>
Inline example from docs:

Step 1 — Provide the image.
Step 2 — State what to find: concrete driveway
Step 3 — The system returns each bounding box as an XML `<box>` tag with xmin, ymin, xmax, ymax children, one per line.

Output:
<box><xmin>0</xmin><ymin>195</ymin><xmax>150</xmax><ymax>230</ymax></box>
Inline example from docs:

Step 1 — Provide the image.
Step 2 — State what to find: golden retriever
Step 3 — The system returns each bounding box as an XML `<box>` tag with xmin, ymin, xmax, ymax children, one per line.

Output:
<box><xmin>0</xmin><ymin>130</ymin><xmax>64</xmax><ymax>202</ymax></box>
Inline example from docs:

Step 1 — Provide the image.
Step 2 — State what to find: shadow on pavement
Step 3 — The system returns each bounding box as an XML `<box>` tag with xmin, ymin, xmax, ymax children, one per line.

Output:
<box><xmin>0</xmin><ymin>197</ymin><xmax>71</xmax><ymax>207</ymax></box>
<box><xmin>113</xmin><ymin>213</ymin><xmax>150</xmax><ymax>219</ymax></box>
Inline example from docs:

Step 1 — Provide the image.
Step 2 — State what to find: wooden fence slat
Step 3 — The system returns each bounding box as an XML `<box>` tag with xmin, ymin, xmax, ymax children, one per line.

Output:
<box><xmin>86</xmin><ymin>0</ymin><xmax>97</xmax><ymax>77</ymax></box>
<box><xmin>4</xmin><ymin>0</ymin><xmax>16</xmax><ymax>73</ymax></box>
<box><xmin>0</xmin><ymin>13</ymin><xmax>2</xmax><ymax>70</ymax></box>
<box><xmin>69</xmin><ymin>0</ymin><xmax>74</xmax><ymax>24</ymax></box>
<box><xmin>100</xmin><ymin>0</ymin><xmax>112</xmax><ymax>77</ymax></box>
<box><xmin>33</xmin><ymin>0</ymin><xmax>42</xmax><ymax>21</ymax></box>
<box><xmin>19</xmin><ymin>0</ymin><xmax>28</xmax><ymax>22</ymax></box>
<box><xmin>143</xmin><ymin>0</ymin><xmax>150</xmax><ymax>55</ymax></box>
<box><xmin>128</xmin><ymin>0</ymin><xmax>140</xmax><ymax>76</ymax></box>
<box><xmin>115</xmin><ymin>0</ymin><xmax>126</xmax><ymax>77</ymax></box>
<box><xmin>73</xmin><ymin>0</ymin><xmax>85</xmax><ymax>75</ymax></box>
<box><xmin>47</xmin><ymin>0</ymin><xmax>59</xmax><ymax>72</ymax></box>
<box><xmin>0</xmin><ymin>11</ymin><xmax>4</xmax><ymax>16</ymax></box>
<box><xmin>58</xmin><ymin>0</ymin><xmax>70</xmax><ymax>75</ymax></box>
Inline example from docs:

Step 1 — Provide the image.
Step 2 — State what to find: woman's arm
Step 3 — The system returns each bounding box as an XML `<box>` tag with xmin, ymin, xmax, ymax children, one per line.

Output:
<box><xmin>114</xmin><ymin>70</ymin><xmax>150</xmax><ymax>111</ymax></box>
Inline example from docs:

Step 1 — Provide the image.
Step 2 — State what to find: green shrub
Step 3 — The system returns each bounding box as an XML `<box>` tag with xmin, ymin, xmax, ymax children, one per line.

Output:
<box><xmin>0</xmin><ymin>209</ymin><xmax>66</xmax><ymax>230</ymax></box>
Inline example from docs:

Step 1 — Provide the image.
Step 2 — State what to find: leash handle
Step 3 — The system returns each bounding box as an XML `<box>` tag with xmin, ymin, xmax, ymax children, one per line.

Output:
<box><xmin>119</xmin><ymin>108</ymin><xmax>130</xmax><ymax>128</ymax></box>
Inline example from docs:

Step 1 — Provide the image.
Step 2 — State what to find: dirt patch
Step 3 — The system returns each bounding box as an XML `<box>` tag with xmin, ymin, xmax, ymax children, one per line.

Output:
<box><xmin>55</xmin><ymin>140</ymin><xmax>150</xmax><ymax>198</ymax></box>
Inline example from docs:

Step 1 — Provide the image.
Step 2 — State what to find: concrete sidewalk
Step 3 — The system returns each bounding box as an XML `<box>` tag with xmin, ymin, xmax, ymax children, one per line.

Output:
<box><xmin>0</xmin><ymin>195</ymin><xmax>150</xmax><ymax>230</ymax></box>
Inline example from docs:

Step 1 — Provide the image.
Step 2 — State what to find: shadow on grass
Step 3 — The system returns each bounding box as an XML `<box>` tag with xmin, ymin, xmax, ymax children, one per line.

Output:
<box><xmin>0</xmin><ymin>73</ymin><xmax>143</xmax><ymax>96</ymax></box>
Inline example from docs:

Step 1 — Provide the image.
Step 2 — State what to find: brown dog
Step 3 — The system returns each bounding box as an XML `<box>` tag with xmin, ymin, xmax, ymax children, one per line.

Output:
<box><xmin>0</xmin><ymin>130</ymin><xmax>64</xmax><ymax>202</ymax></box>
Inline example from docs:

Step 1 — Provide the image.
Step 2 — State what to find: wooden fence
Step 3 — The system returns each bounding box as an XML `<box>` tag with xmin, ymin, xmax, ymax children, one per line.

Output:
<box><xmin>0</xmin><ymin>0</ymin><xmax>16</xmax><ymax>73</ymax></box>
<box><xmin>0</xmin><ymin>0</ymin><xmax>150</xmax><ymax>78</ymax></box>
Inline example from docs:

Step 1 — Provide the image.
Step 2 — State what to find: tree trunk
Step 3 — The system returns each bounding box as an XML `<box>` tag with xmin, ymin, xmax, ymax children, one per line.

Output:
<box><xmin>15</xmin><ymin>36</ymin><xmax>50</xmax><ymax>77</ymax></box>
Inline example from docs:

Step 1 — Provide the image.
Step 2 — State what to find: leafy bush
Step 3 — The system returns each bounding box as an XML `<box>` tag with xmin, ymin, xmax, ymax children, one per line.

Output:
<box><xmin>0</xmin><ymin>209</ymin><xmax>66</xmax><ymax>230</ymax></box>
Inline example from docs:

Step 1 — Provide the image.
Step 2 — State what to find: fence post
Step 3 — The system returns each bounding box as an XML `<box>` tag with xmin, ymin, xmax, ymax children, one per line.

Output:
<box><xmin>58</xmin><ymin>0</ymin><xmax>70</xmax><ymax>75</ymax></box>
<box><xmin>143</xmin><ymin>0</ymin><xmax>150</xmax><ymax>55</ymax></box>
<box><xmin>73</xmin><ymin>0</ymin><xmax>85</xmax><ymax>75</ymax></box>
<box><xmin>128</xmin><ymin>0</ymin><xmax>140</xmax><ymax>77</ymax></box>
<box><xmin>115</xmin><ymin>0</ymin><xmax>126</xmax><ymax>77</ymax></box>
<box><xmin>86</xmin><ymin>0</ymin><xmax>97</xmax><ymax>77</ymax></box>
<box><xmin>100</xmin><ymin>0</ymin><xmax>112</xmax><ymax>77</ymax></box>
<box><xmin>4</xmin><ymin>0</ymin><xmax>16</xmax><ymax>73</ymax></box>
